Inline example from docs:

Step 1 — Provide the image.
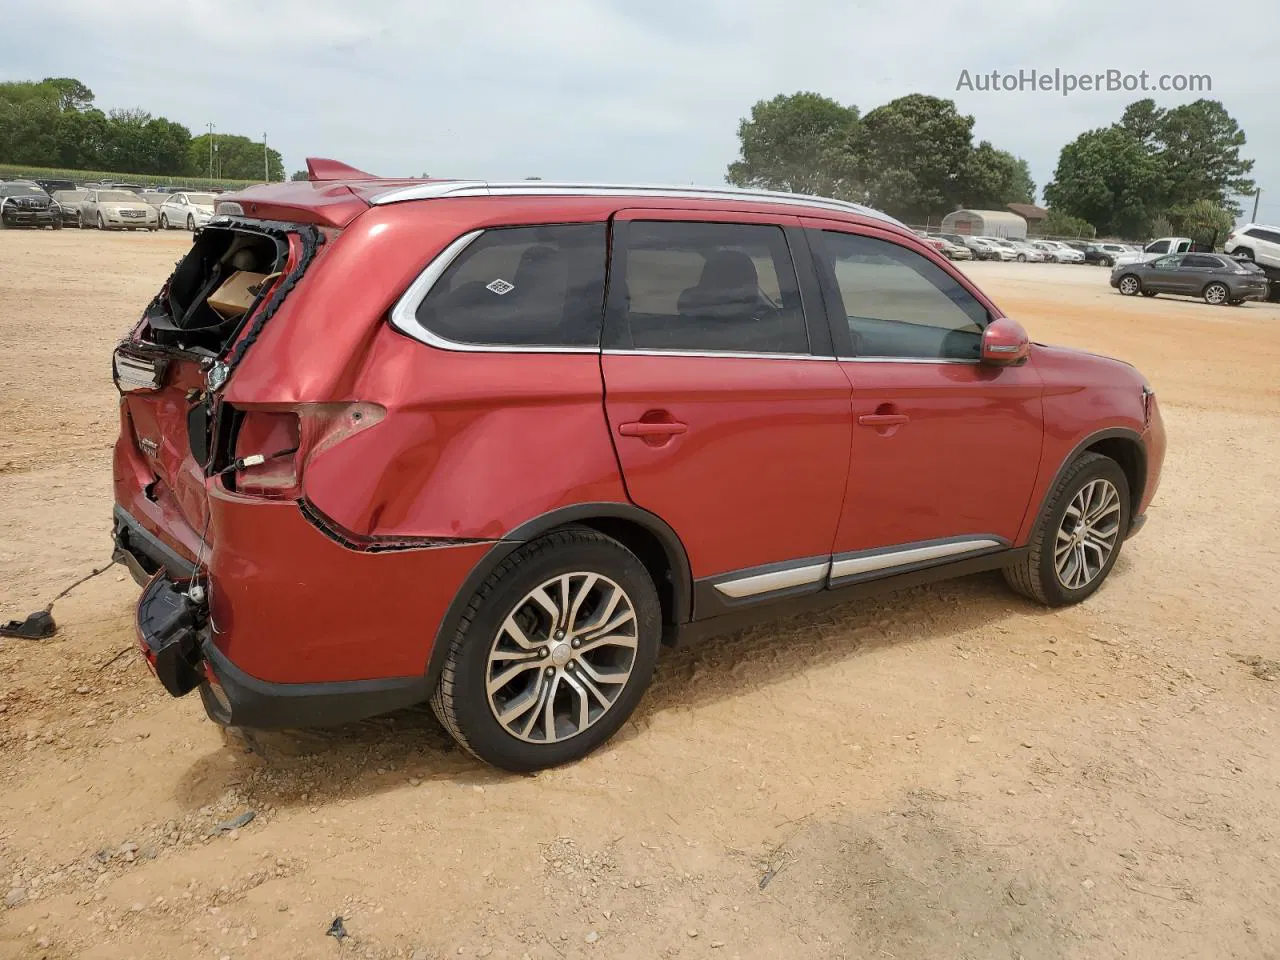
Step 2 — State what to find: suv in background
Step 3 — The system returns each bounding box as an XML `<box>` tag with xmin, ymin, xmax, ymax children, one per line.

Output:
<box><xmin>113</xmin><ymin>163</ymin><xmax>1165</xmax><ymax>771</ymax></box>
<box><xmin>0</xmin><ymin>181</ymin><xmax>61</xmax><ymax>229</ymax></box>
<box><xmin>1084</xmin><ymin>242</ymin><xmax>1131</xmax><ymax>266</ymax></box>
<box><xmin>1225</xmin><ymin>224</ymin><xmax>1280</xmax><ymax>269</ymax></box>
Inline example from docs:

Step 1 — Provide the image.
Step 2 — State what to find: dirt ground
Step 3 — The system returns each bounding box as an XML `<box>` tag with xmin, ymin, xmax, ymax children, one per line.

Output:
<box><xmin>2</xmin><ymin>229</ymin><xmax>1279</xmax><ymax>960</ymax></box>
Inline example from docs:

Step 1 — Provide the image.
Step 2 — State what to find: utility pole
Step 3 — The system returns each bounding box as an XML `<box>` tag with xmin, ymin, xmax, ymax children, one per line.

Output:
<box><xmin>1252</xmin><ymin>188</ymin><xmax>1262</xmax><ymax>222</ymax></box>
<box><xmin>263</xmin><ymin>132</ymin><xmax>269</xmax><ymax>182</ymax></box>
<box><xmin>207</xmin><ymin>123</ymin><xmax>215</xmax><ymax>178</ymax></box>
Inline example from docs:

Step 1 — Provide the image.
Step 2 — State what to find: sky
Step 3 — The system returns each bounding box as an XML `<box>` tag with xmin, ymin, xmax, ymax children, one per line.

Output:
<box><xmin>4</xmin><ymin>0</ymin><xmax>1277</xmax><ymax>223</ymax></box>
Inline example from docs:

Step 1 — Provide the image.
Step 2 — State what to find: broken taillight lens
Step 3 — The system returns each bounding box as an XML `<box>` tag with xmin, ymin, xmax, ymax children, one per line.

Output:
<box><xmin>228</xmin><ymin>403</ymin><xmax>385</xmax><ymax>500</ymax></box>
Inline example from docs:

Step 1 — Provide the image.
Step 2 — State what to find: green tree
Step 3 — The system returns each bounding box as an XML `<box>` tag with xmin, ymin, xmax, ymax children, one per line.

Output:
<box><xmin>1039</xmin><ymin>208</ymin><xmax>1095</xmax><ymax>238</ymax></box>
<box><xmin>290</xmin><ymin>169</ymin><xmax>309</xmax><ymax>181</ymax></box>
<box><xmin>725</xmin><ymin>92</ymin><xmax>862</xmax><ymax>198</ymax></box>
<box><xmin>40</xmin><ymin>77</ymin><xmax>94</xmax><ymax>112</ymax></box>
<box><xmin>1156</xmin><ymin>100</ymin><xmax>1255</xmax><ymax>213</ymax></box>
<box><xmin>189</xmin><ymin>133</ymin><xmax>284</xmax><ymax>181</ymax></box>
<box><xmin>856</xmin><ymin>94</ymin><xmax>976</xmax><ymax>221</ymax></box>
<box><xmin>961</xmin><ymin>141</ymin><xmax>1035</xmax><ymax>208</ymax></box>
<box><xmin>1167</xmin><ymin>199</ymin><xmax>1234</xmax><ymax>246</ymax></box>
<box><xmin>1044</xmin><ymin>126</ymin><xmax>1167</xmax><ymax>237</ymax></box>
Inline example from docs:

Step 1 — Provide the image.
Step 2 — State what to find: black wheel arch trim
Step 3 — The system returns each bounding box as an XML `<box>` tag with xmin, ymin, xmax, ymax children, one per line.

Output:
<box><xmin>1032</xmin><ymin>427</ymin><xmax>1146</xmax><ymax>536</ymax></box>
<box><xmin>424</xmin><ymin>502</ymin><xmax>693</xmax><ymax>693</ymax></box>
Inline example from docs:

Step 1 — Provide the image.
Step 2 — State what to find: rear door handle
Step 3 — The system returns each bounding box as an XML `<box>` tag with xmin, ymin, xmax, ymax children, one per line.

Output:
<box><xmin>619</xmin><ymin>421</ymin><xmax>688</xmax><ymax>437</ymax></box>
<box><xmin>857</xmin><ymin>414</ymin><xmax>909</xmax><ymax>427</ymax></box>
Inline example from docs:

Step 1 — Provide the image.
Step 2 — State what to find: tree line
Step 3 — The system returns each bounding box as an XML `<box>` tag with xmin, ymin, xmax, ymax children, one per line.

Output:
<box><xmin>0</xmin><ymin>77</ymin><xmax>285</xmax><ymax>181</ymax></box>
<box><xmin>727</xmin><ymin>92</ymin><xmax>1255</xmax><ymax>240</ymax></box>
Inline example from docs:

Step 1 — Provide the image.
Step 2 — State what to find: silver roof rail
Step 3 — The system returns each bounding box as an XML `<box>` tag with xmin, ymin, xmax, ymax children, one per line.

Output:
<box><xmin>368</xmin><ymin>180</ymin><xmax>904</xmax><ymax>228</ymax></box>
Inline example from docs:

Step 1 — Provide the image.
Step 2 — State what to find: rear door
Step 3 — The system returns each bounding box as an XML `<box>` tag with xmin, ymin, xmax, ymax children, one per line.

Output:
<box><xmin>600</xmin><ymin>210</ymin><xmax>851</xmax><ymax>610</ymax></box>
<box><xmin>803</xmin><ymin>219</ymin><xmax>1043</xmax><ymax>580</ymax></box>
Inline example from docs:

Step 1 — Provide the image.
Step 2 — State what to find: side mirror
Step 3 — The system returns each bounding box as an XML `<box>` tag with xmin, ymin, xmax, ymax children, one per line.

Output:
<box><xmin>981</xmin><ymin>317</ymin><xmax>1030</xmax><ymax>366</ymax></box>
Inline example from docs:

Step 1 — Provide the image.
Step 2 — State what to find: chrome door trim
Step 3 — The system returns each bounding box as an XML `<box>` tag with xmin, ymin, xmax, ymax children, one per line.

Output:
<box><xmin>713</xmin><ymin>560</ymin><xmax>832</xmax><ymax>599</ymax></box>
<box><xmin>830</xmin><ymin>537</ymin><xmax>1007</xmax><ymax>581</ymax></box>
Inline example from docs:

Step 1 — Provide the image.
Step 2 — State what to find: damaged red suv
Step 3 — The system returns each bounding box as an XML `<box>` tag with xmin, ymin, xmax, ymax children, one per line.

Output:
<box><xmin>113</xmin><ymin>159</ymin><xmax>1165</xmax><ymax>771</ymax></box>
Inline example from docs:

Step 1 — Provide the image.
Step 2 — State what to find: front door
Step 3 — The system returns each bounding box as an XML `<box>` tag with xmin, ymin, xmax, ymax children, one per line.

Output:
<box><xmin>802</xmin><ymin>219</ymin><xmax>1044</xmax><ymax>584</ymax></box>
<box><xmin>600</xmin><ymin>210</ymin><xmax>852</xmax><ymax>609</ymax></box>
<box><xmin>1147</xmin><ymin>254</ymin><xmax>1191</xmax><ymax>294</ymax></box>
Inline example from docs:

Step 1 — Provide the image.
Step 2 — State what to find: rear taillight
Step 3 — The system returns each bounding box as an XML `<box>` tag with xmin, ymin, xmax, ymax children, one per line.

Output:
<box><xmin>227</xmin><ymin>403</ymin><xmax>385</xmax><ymax>500</ymax></box>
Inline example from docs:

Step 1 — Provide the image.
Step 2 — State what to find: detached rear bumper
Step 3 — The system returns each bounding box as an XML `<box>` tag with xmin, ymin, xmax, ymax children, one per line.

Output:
<box><xmin>132</xmin><ymin>567</ymin><xmax>431</xmax><ymax>728</ymax></box>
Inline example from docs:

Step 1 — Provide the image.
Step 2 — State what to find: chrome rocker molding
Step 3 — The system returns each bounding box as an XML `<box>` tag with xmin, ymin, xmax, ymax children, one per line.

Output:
<box><xmin>369</xmin><ymin>180</ymin><xmax>905</xmax><ymax>228</ymax></box>
<box><xmin>713</xmin><ymin>560</ymin><xmax>831</xmax><ymax>599</ymax></box>
<box><xmin>829</xmin><ymin>536</ymin><xmax>1007</xmax><ymax>582</ymax></box>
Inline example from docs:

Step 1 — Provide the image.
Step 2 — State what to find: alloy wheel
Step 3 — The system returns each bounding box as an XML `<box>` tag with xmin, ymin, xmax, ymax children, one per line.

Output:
<box><xmin>485</xmin><ymin>572</ymin><xmax>639</xmax><ymax>744</ymax></box>
<box><xmin>1118</xmin><ymin>276</ymin><xmax>1139</xmax><ymax>295</ymax></box>
<box><xmin>1054</xmin><ymin>478</ymin><xmax>1121</xmax><ymax>590</ymax></box>
<box><xmin>1204</xmin><ymin>283</ymin><xmax>1228</xmax><ymax>305</ymax></box>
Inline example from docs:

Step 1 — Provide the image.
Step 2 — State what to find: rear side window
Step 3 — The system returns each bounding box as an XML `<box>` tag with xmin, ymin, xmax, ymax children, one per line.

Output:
<box><xmin>1245</xmin><ymin>227</ymin><xmax>1280</xmax><ymax>245</ymax></box>
<box><xmin>416</xmin><ymin>223</ymin><xmax>607</xmax><ymax>348</ymax></box>
<box><xmin>815</xmin><ymin>231</ymin><xmax>988</xmax><ymax>360</ymax></box>
<box><xmin>610</xmin><ymin>221</ymin><xmax>808</xmax><ymax>354</ymax></box>
<box><xmin>1183</xmin><ymin>254</ymin><xmax>1221</xmax><ymax>268</ymax></box>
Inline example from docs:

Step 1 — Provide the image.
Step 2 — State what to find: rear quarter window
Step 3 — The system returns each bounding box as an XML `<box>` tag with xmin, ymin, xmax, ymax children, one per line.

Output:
<box><xmin>413</xmin><ymin>223</ymin><xmax>607</xmax><ymax>348</ymax></box>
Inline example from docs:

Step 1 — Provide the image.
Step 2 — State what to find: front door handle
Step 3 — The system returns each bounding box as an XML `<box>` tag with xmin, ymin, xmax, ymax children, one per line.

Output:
<box><xmin>618</xmin><ymin>420</ymin><xmax>688</xmax><ymax>438</ymax></box>
<box><xmin>857</xmin><ymin>414</ymin><xmax>909</xmax><ymax>427</ymax></box>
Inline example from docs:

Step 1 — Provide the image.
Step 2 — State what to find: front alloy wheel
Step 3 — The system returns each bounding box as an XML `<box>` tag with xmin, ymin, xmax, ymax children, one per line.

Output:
<box><xmin>431</xmin><ymin>527</ymin><xmax>662</xmax><ymax>771</ymax></box>
<box><xmin>1118</xmin><ymin>275</ymin><xmax>1141</xmax><ymax>296</ymax></box>
<box><xmin>1053</xmin><ymin>479</ymin><xmax>1122</xmax><ymax>591</ymax></box>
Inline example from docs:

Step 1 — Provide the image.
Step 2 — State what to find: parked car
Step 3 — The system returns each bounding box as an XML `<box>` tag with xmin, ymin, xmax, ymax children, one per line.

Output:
<box><xmin>934</xmin><ymin>236</ymin><xmax>973</xmax><ymax>261</ymax></box>
<box><xmin>114</xmin><ymin>169</ymin><xmax>1166</xmax><ymax>772</ymax></box>
<box><xmin>1083</xmin><ymin>242</ymin><xmax>1131</xmax><ymax>267</ymax></box>
<box><xmin>1224</xmin><ymin>223</ymin><xmax>1280</xmax><ymax>269</ymax></box>
<box><xmin>0</xmin><ymin>182</ymin><xmax>61</xmax><ymax>229</ymax></box>
<box><xmin>1112</xmin><ymin>237</ymin><xmax>1202</xmax><ymax>268</ymax></box>
<box><xmin>1111</xmin><ymin>252</ymin><xmax>1268</xmax><ymax>305</ymax></box>
<box><xmin>158</xmin><ymin>192</ymin><xmax>216</xmax><ymax>230</ymax></box>
<box><xmin>138</xmin><ymin>190</ymin><xmax>170</xmax><ymax>209</ymax></box>
<box><xmin>79</xmin><ymin>189</ymin><xmax>159</xmax><ymax>230</ymax></box>
<box><xmin>938</xmin><ymin>233</ymin><xmax>992</xmax><ymax>260</ymax></box>
<box><xmin>1033</xmin><ymin>240</ymin><xmax>1085</xmax><ymax>264</ymax></box>
<box><xmin>1007</xmin><ymin>240</ymin><xmax>1046</xmax><ymax>263</ymax></box>
<box><xmin>34</xmin><ymin>178</ymin><xmax>78</xmax><ymax>195</ymax></box>
<box><xmin>974</xmin><ymin>237</ymin><xmax>1016</xmax><ymax>261</ymax></box>
<box><xmin>51</xmin><ymin>189</ymin><xmax>89</xmax><ymax>227</ymax></box>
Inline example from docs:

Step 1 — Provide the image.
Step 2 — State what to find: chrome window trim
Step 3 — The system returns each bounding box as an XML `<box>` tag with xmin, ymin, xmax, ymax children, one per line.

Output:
<box><xmin>836</xmin><ymin>356</ymin><xmax>980</xmax><ymax>365</ymax></box>
<box><xmin>369</xmin><ymin>180</ymin><xmax>904</xmax><ymax>228</ymax></box>
<box><xmin>604</xmin><ymin>349</ymin><xmax>828</xmax><ymax>362</ymax></box>
<box><xmin>714</xmin><ymin>561</ymin><xmax>831</xmax><ymax>599</ymax></box>
<box><xmin>829</xmin><ymin>537</ymin><xmax>1005</xmax><ymax>580</ymax></box>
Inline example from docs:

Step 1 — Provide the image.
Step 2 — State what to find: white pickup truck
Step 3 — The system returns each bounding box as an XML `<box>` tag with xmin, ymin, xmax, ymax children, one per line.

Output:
<box><xmin>1112</xmin><ymin>237</ymin><xmax>1198</xmax><ymax>267</ymax></box>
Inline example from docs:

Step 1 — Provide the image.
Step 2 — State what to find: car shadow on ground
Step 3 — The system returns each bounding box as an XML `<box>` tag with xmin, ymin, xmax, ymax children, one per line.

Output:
<box><xmin>175</xmin><ymin>567</ymin><xmax>1088</xmax><ymax>812</ymax></box>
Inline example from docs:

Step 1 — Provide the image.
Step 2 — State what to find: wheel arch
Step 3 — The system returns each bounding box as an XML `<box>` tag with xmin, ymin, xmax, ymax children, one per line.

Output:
<box><xmin>424</xmin><ymin>502</ymin><xmax>692</xmax><ymax>692</ymax></box>
<box><xmin>1033</xmin><ymin>428</ymin><xmax>1146</xmax><ymax>540</ymax></box>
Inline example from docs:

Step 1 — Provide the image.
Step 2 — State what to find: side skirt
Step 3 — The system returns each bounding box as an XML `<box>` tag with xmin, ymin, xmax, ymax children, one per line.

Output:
<box><xmin>674</xmin><ymin>547</ymin><xmax>1027</xmax><ymax>647</ymax></box>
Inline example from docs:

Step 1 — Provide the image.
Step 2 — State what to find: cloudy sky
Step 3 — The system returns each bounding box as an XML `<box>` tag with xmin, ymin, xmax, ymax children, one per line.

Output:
<box><xmin>5</xmin><ymin>0</ymin><xmax>1277</xmax><ymax>221</ymax></box>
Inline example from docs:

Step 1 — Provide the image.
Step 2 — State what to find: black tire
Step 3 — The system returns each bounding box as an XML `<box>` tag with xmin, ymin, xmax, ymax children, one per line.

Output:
<box><xmin>96</xmin><ymin>213</ymin><xmax>105</xmax><ymax>230</ymax></box>
<box><xmin>1203</xmin><ymin>282</ymin><xmax>1229</xmax><ymax>306</ymax></box>
<box><xmin>160</xmin><ymin>213</ymin><xmax>169</xmax><ymax>229</ymax></box>
<box><xmin>1101</xmin><ymin>256</ymin><xmax>1114</xmax><ymax>267</ymax></box>
<box><xmin>1003</xmin><ymin>452</ymin><xmax>1130</xmax><ymax>607</ymax></box>
<box><xmin>1141</xmin><ymin>290</ymin><xmax>1158</xmax><ymax>298</ymax></box>
<box><xmin>1117</xmin><ymin>274</ymin><xmax>1141</xmax><ymax>296</ymax></box>
<box><xmin>77</xmin><ymin>212</ymin><xmax>84</xmax><ymax>229</ymax></box>
<box><xmin>1016</xmin><ymin>253</ymin><xmax>1027</xmax><ymax>262</ymax></box>
<box><xmin>186</xmin><ymin>214</ymin><xmax>194</xmax><ymax>231</ymax></box>
<box><xmin>1234</xmin><ymin>248</ymin><xmax>1254</xmax><ymax>262</ymax></box>
<box><xmin>430</xmin><ymin>527</ymin><xmax>662</xmax><ymax>772</ymax></box>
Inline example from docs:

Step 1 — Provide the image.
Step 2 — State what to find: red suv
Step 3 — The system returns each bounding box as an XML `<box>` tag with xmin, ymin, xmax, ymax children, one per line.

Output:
<box><xmin>113</xmin><ymin>160</ymin><xmax>1165</xmax><ymax>771</ymax></box>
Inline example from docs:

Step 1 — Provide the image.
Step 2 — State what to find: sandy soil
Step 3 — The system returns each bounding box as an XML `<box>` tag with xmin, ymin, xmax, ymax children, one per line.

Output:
<box><xmin>2</xmin><ymin>231</ymin><xmax>1279</xmax><ymax>960</ymax></box>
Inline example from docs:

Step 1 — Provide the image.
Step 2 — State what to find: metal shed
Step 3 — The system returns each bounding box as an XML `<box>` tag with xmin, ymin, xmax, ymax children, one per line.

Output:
<box><xmin>939</xmin><ymin>209</ymin><xmax>1028</xmax><ymax>240</ymax></box>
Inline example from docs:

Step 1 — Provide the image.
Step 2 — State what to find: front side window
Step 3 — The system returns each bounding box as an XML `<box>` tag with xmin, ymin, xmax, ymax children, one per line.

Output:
<box><xmin>610</xmin><ymin>221</ymin><xmax>808</xmax><ymax>354</ymax></box>
<box><xmin>816</xmin><ymin>231</ymin><xmax>988</xmax><ymax>360</ymax></box>
<box><xmin>1152</xmin><ymin>255</ymin><xmax>1183</xmax><ymax>270</ymax></box>
<box><xmin>415</xmin><ymin>223</ymin><xmax>607</xmax><ymax>348</ymax></box>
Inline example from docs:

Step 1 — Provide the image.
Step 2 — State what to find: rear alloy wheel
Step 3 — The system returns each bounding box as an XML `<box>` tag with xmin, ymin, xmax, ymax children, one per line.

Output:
<box><xmin>1117</xmin><ymin>274</ymin><xmax>1141</xmax><ymax>296</ymax></box>
<box><xmin>1203</xmin><ymin>282</ymin><xmax>1229</xmax><ymax>306</ymax></box>
<box><xmin>431</xmin><ymin>527</ymin><xmax>662</xmax><ymax>771</ymax></box>
<box><xmin>1003</xmin><ymin>452</ymin><xmax>1130</xmax><ymax>607</ymax></box>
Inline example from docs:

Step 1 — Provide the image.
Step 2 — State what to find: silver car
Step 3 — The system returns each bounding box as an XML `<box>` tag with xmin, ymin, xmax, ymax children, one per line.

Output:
<box><xmin>79</xmin><ymin>189</ymin><xmax>159</xmax><ymax>231</ymax></box>
<box><xmin>158</xmin><ymin>192</ymin><xmax>217</xmax><ymax>231</ymax></box>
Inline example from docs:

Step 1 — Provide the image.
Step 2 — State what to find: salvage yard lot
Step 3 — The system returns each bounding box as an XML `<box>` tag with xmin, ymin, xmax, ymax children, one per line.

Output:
<box><xmin>2</xmin><ymin>230</ymin><xmax>1279</xmax><ymax>959</ymax></box>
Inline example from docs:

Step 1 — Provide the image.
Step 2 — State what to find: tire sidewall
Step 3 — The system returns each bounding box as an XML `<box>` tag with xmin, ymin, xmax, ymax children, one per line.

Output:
<box><xmin>1035</xmin><ymin>458</ymin><xmax>1130</xmax><ymax>606</ymax></box>
<box><xmin>444</xmin><ymin>536</ymin><xmax>662</xmax><ymax>772</ymax></box>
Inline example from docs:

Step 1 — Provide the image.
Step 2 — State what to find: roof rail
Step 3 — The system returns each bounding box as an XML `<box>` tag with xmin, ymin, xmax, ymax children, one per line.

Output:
<box><xmin>368</xmin><ymin>180</ymin><xmax>903</xmax><ymax>227</ymax></box>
